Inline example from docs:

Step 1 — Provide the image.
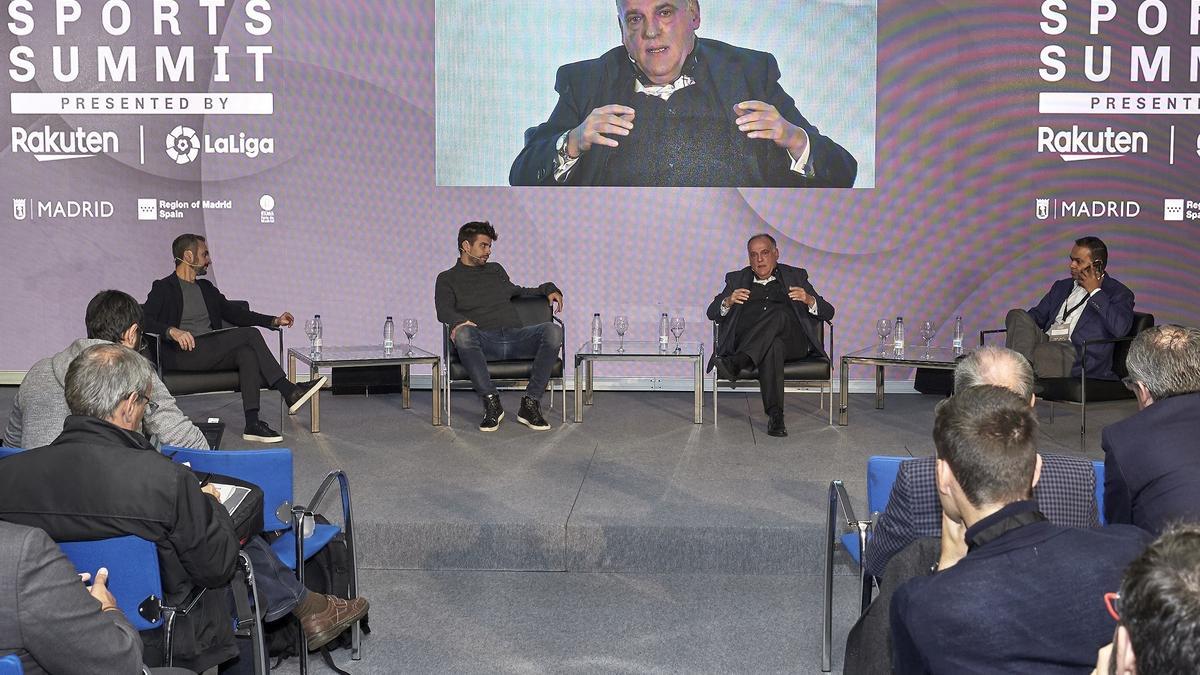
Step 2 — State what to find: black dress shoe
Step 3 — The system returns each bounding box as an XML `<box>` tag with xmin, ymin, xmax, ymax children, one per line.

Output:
<box><xmin>243</xmin><ymin>420</ymin><xmax>283</xmax><ymax>443</ymax></box>
<box><xmin>767</xmin><ymin>413</ymin><xmax>787</xmax><ymax>437</ymax></box>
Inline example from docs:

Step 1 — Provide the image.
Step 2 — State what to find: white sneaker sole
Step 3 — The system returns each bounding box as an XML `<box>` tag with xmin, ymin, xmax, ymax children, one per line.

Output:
<box><xmin>243</xmin><ymin>433</ymin><xmax>283</xmax><ymax>443</ymax></box>
<box><xmin>479</xmin><ymin>411</ymin><xmax>504</xmax><ymax>432</ymax></box>
<box><xmin>288</xmin><ymin>375</ymin><xmax>328</xmax><ymax>414</ymax></box>
<box><xmin>517</xmin><ymin>415</ymin><xmax>550</xmax><ymax>431</ymax></box>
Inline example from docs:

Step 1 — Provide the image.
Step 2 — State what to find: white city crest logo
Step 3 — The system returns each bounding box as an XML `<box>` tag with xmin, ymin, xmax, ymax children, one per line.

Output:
<box><xmin>166</xmin><ymin>125</ymin><xmax>200</xmax><ymax>164</ymax></box>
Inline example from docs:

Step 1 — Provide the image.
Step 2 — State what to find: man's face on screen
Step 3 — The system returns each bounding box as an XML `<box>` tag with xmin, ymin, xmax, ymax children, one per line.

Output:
<box><xmin>618</xmin><ymin>0</ymin><xmax>700</xmax><ymax>85</ymax></box>
<box><xmin>747</xmin><ymin>237</ymin><xmax>779</xmax><ymax>280</ymax></box>
<box><xmin>462</xmin><ymin>235</ymin><xmax>492</xmax><ymax>266</ymax></box>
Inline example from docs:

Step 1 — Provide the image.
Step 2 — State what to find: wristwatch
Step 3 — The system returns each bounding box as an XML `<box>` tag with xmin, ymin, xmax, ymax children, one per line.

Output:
<box><xmin>555</xmin><ymin>132</ymin><xmax>575</xmax><ymax>165</ymax></box>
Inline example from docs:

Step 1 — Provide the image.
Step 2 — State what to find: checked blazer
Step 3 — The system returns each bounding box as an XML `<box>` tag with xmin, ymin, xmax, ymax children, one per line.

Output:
<box><xmin>864</xmin><ymin>453</ymin><xmax>1099</xmax><ymax>578</ymax></box>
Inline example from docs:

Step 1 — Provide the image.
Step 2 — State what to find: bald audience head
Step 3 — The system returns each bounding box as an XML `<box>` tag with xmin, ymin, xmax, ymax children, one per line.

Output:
<box><xmin>954</xmin><ymin>346</ymin><xmax>1036</xmax><ymax>403</ymax></box>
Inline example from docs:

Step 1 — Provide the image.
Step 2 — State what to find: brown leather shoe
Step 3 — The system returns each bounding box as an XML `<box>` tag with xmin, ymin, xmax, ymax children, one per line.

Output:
<box><xmin>298</xmin><ymin>594</ymin><xmax>369</xmax><ymax>651</ymax></box>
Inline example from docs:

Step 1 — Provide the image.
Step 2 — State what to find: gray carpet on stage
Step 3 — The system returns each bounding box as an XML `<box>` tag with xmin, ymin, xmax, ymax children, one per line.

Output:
<box><xmin>0</xmin><ymin>384</ymin><xmax>1131</xmax><ymax>673</ymax></box>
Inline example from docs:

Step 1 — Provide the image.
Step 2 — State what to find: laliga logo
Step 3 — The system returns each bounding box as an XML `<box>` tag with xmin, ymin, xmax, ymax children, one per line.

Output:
<box><xmin>166</xmin><ymin>125</ymin><xmax>200</xmax><ymax>164</ymax></box>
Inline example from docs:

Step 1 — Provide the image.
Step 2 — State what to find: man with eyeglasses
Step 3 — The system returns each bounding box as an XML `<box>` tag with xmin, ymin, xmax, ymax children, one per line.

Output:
<box><xmin>1102</xmin><ymin>324</ymin><xmax>1200</xmax><ymax>534</ymax></box>
<box><xmin>889</xmin><ymin>385</ymin><xmax>1150</xmax><ymax>674</ymax></box>
<box><xmin>4</xmin><ymin>289</ymin><xmax>209</xmax><ymax>450</ymax></box>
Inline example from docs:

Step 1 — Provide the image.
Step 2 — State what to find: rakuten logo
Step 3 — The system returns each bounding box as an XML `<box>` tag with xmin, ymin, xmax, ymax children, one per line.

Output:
<box><xmin>10</xmin><ymin>126</ymin><xmax>118</xmax><ymax>161</ymax></box>
<box><xmin>1037</xmin><ymin>126</ymin><xmax>1148</xmax><ymax>162</ymax></box>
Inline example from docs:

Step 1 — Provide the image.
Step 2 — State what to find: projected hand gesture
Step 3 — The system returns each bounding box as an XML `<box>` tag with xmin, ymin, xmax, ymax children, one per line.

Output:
<box><xmin>734</xmin><ymin>100</ymin><xmax>808</xmax><ymax>157</ymax></box>
<box><xmin>568</xmin><ymin>105</ymin><xmax>636</xmax><ymax>155</ymax></box>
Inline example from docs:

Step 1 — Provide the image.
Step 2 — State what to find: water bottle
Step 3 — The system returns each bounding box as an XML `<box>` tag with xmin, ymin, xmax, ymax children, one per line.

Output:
<box><xmin>659</xmin><ymin>313</ymin><xmax>670</xmax><ymax>350</ymax></box>
<box><xmin>893</xmin><ymin>316</ymin><xmax>905</xmax><ymax>351</ymax></box>
<box><xmin>953</xmin><ymin>316</ymin><xmax>964</xmax><ymax>355</ymax></box>
<box><xmin>590</xmin><ymin>313</ymin><xmax>602</xmax><ymax>349</ymax></box>
<box><xmin>312</xmin><ymin>314</ymin><xmax>323</xmax><ymax>352</ymax></box>
<box><xmin>383</xmin><ymin>316</ymin><xmax>395</xmax><ymax>353</ymax></box>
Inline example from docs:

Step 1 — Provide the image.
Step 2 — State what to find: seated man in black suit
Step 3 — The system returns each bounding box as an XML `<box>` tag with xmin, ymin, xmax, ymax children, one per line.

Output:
<box><xmin>706</xmin><ymin>233</ymin><xmax>834</xmax><ymax>437</ymax></box>
<box><xmin>1095</xmin><ymin>523</ymin><xmax>1200</xmax><ymax>675</ymax></box>
<box><xmin>143</xmin><ymin>233</ymin><xmax>325</xmax><ymax>443</ymax></box>
<box><xmin>890</xmin><ymin>386</ymin><xmax>1150</xmax><ymax>674</ymax></box>
<box><xmin>1005</xmin><ymin>236</ymin><xmax>1135</xmax><ymax>379</ymax></box>
<box><xmin>1103</xmin><ymin>324</ymin><xmax>1200</xmax><ymax>534</ymax></box>
<box><xmin>509</xmin><ymin>0</ymin><xmax>856</xmax><ymax>187</ymax></box>
<box><xmin>435</xmin><ymin>221</ymin><xmax>564</xmax><ymax>432</ymax></box>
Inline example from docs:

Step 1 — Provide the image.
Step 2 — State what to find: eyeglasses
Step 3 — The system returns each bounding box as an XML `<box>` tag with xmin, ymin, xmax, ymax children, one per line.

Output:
<box><xmin>132</xmin><ymin>392</ymin><xmax>159</xmax><ymax>413</ymax></box>
<box><xmin>1104</xmin><ymin>591</ymin><xmax>1122</xmax><ymax>621</ymax></box>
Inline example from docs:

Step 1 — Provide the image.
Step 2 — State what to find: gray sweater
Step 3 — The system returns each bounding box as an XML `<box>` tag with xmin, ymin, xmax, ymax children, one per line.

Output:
<box><xmin>3</xmin><ymin>338</ymin><xmax>209</xmax><ymax>450</ymax></box>
<box><xmin>434</xmin><ymin>260</ymin><xmax>559</xmax><ymax>330</ymax></box>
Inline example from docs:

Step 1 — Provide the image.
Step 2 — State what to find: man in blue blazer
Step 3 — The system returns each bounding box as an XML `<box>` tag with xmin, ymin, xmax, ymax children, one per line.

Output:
<box><xmin>509</xmin><ymin>0</ymin><xmax>856</xmax><ymax>187</ymax></box>
<box><xmin>1005</xmin><ymin>236</ymin><xmax>1134</xmax><ymax>380</ymax></box>
<box><xmin>705</xmin><ymin>233</ymin><xmax>834</xmax><ymax>437</ymax></box>
<box><xmin>890</xmin><ymin>386</ymin><xmax>1150</xmax><ymax>674</ymax></box>
<box><xmin>1103</xmin><ymin>324</ymin><xmax>1200</xmax><ymax>534</ymax></box>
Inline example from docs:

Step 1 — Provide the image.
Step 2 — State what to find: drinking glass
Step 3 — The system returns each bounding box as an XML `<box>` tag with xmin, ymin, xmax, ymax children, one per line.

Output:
<box><xmin>920</xmin><ymin>321</ymin><xmax>936</xmax><ymax>348</ymax></box>
<box><xmin>876</xmin><ymin>319</ymin><xmax>892</xmax><ymax>344</ymax></box>
<box><xmin>402</xmin><ymin>318</ymin><xmax>418</xmax><ymax>355</ymax></box>
<box><xmin>304</xmin><ymin>320</ymin><xmax>318</xmax><ymax>355</ymax></box>
<box><xmin>669</xmin><ymin>316</ymin><xmax>685</xmax><ymax>352</ymax></box>
<box><xmin>614</xmin><ymin>315</ymin><xmax>629</xmax><ymax>352</ymax></box>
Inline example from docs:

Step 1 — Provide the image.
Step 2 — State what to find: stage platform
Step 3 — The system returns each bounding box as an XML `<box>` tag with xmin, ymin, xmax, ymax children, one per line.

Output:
<box><xmin>0</xmin><ymin>385</ymin><xmax>1131</xmax><ymax>673</ymax></box>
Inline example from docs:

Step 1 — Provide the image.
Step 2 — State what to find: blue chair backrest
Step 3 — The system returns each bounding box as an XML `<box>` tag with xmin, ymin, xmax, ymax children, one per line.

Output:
<box><xmin>163</xmin><ymin>446</ymin><xmax>294</xmax><ymax>531</ymax></box>
<box><xmin>867</xmin><ymin>456</ymin><xmax>912</xmax><ymax>516</ymax></box>
<box><xmin>1093</xmin><ymin>460</ymin><xmax>1106</xmax><ymax>525</ymax></box>
<box><xmin>57</xmin><ymin>536</ymin><xmax>164</xmax><ymax>632</ymax></box>
<box><xmin>0</xmin><ymin>447</ymin><xmax>24</xmax><ymax>459</ymax></box>
<box><xmin>0</xmin><ymin>654</ymin><xmax>22</xmax><ymax>674</ymax></box>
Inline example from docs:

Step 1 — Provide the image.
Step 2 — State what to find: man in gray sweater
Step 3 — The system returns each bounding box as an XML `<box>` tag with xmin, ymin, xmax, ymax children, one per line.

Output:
<box><xmin>4</xmin><ymin>289</ymin><xmax>209</xmax><ymax>450</ymax></box>
<box><xmin>435</xmin><ymin>221</ymin><xmax>564</xmax><ymax>432</ymax></box>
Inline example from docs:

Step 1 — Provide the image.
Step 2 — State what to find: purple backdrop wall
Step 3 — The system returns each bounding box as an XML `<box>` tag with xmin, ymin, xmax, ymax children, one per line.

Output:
<box><xmin>2</xmin><ymin>1</ymin><xmax>1198</xmax><ymax>381</ymax></box>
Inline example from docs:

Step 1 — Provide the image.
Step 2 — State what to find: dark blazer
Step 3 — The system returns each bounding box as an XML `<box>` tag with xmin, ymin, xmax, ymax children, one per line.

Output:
<box><xmin>0</xmin><ymin>416</ymin><xmax>241</xmax><ymax>672</ymax></box>
<box><xmin>1103</xmin><ymin>391</ymin><xmax>1200</xmax><ymax>534</ymax></box>
<box><xmin>705</xmin><ymin>262</ymin><xmax>834</xmax><ymax>371</ymax></box>
<box><xmin>0</xmin><ymin>521</ymin><xmax>144</xmax><ymax>675</ymax></box>
<box><xmin>890</xmin><ymin>501</ymin><xmax>1151</xmax><ymax>675</ymax></box>
<box><xmin>1027</xmin><ymin>275</ymin><xmax>1135</xmax><ymax>379</ymax></box>
<box><xmin>510</xmin><ymin>38</ymin><xmax>856</xmax><ymax>188</ymax></box>
<box><xmin>143</xmin><ymin>272</ymin><xmax>275</xmax><ymax>337</ymax></box>
<box><xmin>866</xmin><ymin>453</ymin><xmax>1099</xmax><ymax>578</ymax></box>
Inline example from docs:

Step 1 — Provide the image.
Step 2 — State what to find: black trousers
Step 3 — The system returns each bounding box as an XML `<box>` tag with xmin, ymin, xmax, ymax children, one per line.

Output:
<box><xmin>732</xmin><ymin>305</ymin><xmax>812</xmax><ymax>416</ymax></box>
<box><xmin>163</xmin><ymin>327</ymin><xmax>285</xmax><ymax>413</ymax></box>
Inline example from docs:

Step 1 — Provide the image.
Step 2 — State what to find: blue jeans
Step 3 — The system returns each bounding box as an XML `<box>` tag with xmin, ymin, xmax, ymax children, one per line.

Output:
<box><xmin>453</xmin><ymin>322</ymin><xmax>563</xmax><ymax>400</ymax></box>
<box><xmin>242</xmin><ymin>536</ymin><xmax>306</xmax><ymax>622</ymax></box>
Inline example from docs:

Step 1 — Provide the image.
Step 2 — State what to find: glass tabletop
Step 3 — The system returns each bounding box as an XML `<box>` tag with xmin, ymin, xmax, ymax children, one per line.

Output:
<box><xmin>843</xmin><ymin>345</ymin><xmax>966</xmax><ymax>366</ymax></box>
<box><xmin>289</xmin><ymin>344</ymin><xmax>438</xmax><ymax>365</ymax></box>
<box><xmin>576</xmin><ymin>339</ymin><xmax>703</xmax><ymax>358</ymax></box>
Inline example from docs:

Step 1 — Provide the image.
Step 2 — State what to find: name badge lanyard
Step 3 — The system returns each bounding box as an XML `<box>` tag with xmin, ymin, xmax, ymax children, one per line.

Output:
<box><xmin>1060</xmin><ymin>294</ymin><xmax>1089</xmax><ymax>323</ymax></box>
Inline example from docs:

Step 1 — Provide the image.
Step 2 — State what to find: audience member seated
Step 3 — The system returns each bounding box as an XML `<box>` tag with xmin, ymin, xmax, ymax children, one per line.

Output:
<box><xmin>4</xmin><ymin>289</ymin><xmax>209</xmax><ymax>450</ymax></box>
<box><xmin>435</xmin><ymin>220</ymin><xmax>564</xmax><ymax>432</ymax></box>
<box><xmin>865</xmin><ymin>346</ymin><xmax>1099</xmax><ymax>579</ymax></box>
<box><xmin>1103</xmin><ymin>324</ymin><xmax>1200</xmax><ymax>534</ymax></box>
<box><xmin>0</xmin><ymin>520</ymin><xmax>195</xmax><ymax>674</ymax></box>
<box><xmin>0</xmin><ymin>344</ymin><xmax>368</xmax><ymax>671</ymax></box>
<box><xmin>142</xmin><ymin>233</ymin><xmax>324</xmax><ymax>443</ymax></box>
<box><xmin>1094</xmin><ymin>523</ymin><xmax>1200</xmax><ymax>675</ymax></box>
<box><xmin>889</xmin><ymin>386</ymin><xmax>1151</xmax><ymax>674</ymax></box>
<box><xmin>846</xmin><ymin>346</ymin><xmax>1099</xmax><ymax>673</ymax></box>
<box><xmin>1004</xmin><ymin>235</ymin><xmax>1134</xmax><ymax>379</ymax></box>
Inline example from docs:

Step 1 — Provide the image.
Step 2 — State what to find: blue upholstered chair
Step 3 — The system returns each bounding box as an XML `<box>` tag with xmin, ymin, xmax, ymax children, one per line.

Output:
<box><xmin>0</xmin><ymin>654</ymin><xmax>23</xmax><ymax>674</ymax></box>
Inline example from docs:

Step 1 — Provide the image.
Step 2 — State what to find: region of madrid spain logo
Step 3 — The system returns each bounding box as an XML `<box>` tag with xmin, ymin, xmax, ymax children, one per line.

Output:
<box><xmin>166</xmin><ymin>125</ymin><xmax>200</xmax><ymax>164</ymax></box>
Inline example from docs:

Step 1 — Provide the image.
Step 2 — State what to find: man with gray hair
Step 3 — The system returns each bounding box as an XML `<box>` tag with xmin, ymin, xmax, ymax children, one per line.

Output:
<box><xmin>0</xmin><ymin>343</ymin><xmax>242</xmax><ymax>672</ymax></box>
<box><xmin>1102</xmin><ymin>324</ymin><xmax>1200</xmax><ymax>533</ymax></box>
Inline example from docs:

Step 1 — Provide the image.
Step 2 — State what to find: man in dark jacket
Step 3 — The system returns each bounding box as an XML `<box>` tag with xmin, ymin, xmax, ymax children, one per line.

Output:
<box><xmin>143</xmin><ymin>233</ymin><xmax>324</xmax><ymax>442</ymax></box>
<box><xmin>1005</xmin><ymin>236</ymin><xmax>1135</xmax><ymax>379</ymax></box>
<box><xmin>0</xmin><ymin>343</ymin><xmax>241</xmax><ymax>672</ymax></box>
<box><xmin>510</xmin><ymin>1</ymin><xmax>855</xmax><ymax>187</ymax></box>
<box><xmin>706</xmin><ymin>233</ymin><xmax>834</xmax><ymax>437</ymax></box>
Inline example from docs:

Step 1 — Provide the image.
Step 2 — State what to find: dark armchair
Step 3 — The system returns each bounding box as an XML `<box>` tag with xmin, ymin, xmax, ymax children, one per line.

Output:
<box><xmin>980</xmin><ymin>311</ymin><xmax>1154</xmax><ymax>443</ymax></box>
<box><xmin>441</xmin><ymin>295</ymin><xmax>566</xmax><ymax>427</ymax></box>
<box><xmin>143</xmin><ymin>300</ymin><xmax>286</xmax><ymax>429</ymax></box>
<box><xmin>711</xmin><ymin>320</ymin><xmax>834</xmax><ymax>425</ymax></box>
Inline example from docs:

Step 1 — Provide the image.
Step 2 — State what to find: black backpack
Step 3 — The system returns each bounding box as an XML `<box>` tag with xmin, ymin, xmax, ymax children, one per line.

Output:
<box><xmin>263</xmin><ymin>515</ymin><xmax>370</xmax><ymax>672</ymax></box>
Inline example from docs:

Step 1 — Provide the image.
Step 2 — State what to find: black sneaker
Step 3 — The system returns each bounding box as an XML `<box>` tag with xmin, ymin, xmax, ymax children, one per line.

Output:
<box><xmin>714</xmin><ymin>356</ymin><xmax>738</xmax><ymax>383</ymax></box>
<box><xmin>286</xmin><ymin>376</ymin><xmax>327</xmax><ymax>414</ymax></box>
<box><xmin>479</xmin><ymin>394</ymin><xmax>504</xmax><ymax>432</ymax></box>
<box><xmin>767</xmin><ymin>412</ymin><xmax>788</xmax><ymax>438</ymax></box>
<box><xmin>517</xmin><ymin>396</ymin><xmax>551</xmax><ymax>431</ymax></box>
<box><xmin>243</xmin><ymin>420</ymin><xmax>284</xmax><ymax>443</ymax></box>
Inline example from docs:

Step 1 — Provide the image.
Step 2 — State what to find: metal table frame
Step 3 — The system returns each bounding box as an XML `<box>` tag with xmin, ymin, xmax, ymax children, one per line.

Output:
<box><xmin>287</xmin><ymin>346</ymin><xmax>442</xmax><ymax>432</ymax></box>
<box><xmin>574</xmin><ymin>341</ymin><xmax>705</xmax><ymax>424</ymax></box>
<box><xmin>838</xmin><ymin>345</ymin><xmax>962</xmax><ymax>426</ymax></box>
